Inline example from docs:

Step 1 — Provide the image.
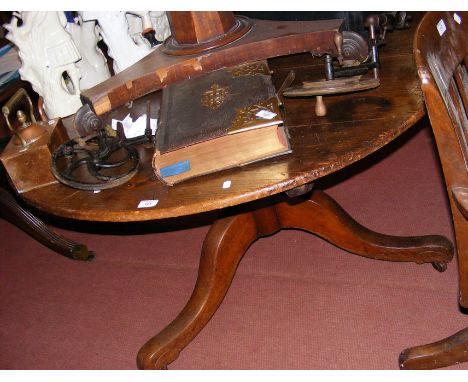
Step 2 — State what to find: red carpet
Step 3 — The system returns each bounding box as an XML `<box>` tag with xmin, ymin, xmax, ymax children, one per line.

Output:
<box><xmin>1</xmin><ymin>117</ymin><xmax>467</xmax><ymax>369</ymax></box>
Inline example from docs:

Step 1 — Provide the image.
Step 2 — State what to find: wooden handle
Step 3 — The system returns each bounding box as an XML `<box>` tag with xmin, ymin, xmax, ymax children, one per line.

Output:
<box><xmin>334</xmin><ymin>32</ymin><xmax>343</xmax><ymax>65</ymax></box>
<box><xmin>315</xmin><ymin>95</ymin><xmax>327</xmax><ymax>117</ymax></box>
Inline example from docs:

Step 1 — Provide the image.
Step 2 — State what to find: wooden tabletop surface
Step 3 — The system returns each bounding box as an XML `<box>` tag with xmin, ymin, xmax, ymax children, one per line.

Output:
<box><xmin>20</xmin><ymin>18</ymin><xmax>424</xmax><ymax>222</ymax></box>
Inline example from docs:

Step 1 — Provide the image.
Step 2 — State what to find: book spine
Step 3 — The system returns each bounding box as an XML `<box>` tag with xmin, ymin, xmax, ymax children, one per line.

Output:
<box><xmin>154</xmin><ymin>86</ymin><xmax>172</xmax><ymax>152</ymax></box>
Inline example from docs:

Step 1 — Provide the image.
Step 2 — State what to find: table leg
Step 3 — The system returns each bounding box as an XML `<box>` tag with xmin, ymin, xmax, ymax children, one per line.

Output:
<box><xmin>0</xmin><ymin>186</ymin><xmax>94</xmax><ymax>261</ymax></box>
<box><xmin>399</xmin><ymin>327</ymin><xmax>468</xmax><ymax>369</ymax></box>
<box><xmin>276</xmin><ymin>190</ymin><xmax>453</xmax><ymax>269</ymax></box>
<box><xmin>137</xmin><ymin>189</ymin><xmax>453</xmax><ymax>369</ymax></box>
<box><xmin>137</xmin><ymin>209</ymin><xmax>264</xmax><ymax>369</ymax></box>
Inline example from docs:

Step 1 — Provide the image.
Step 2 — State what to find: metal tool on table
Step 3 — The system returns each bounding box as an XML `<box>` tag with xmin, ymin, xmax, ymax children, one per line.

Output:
<box><xmin>51</xmin><ymin>101</ymin><xmax>154</xmax><ymax>191</ymax></box>
<box><xmin>373</xmin><ymin>11</ymin><xmax>412</xmax><ymax>45</ymax></box>
<box><xmin>282</xmin><ymin>15</ymin><xmax>384</xmax><ymax>117</ymax></box>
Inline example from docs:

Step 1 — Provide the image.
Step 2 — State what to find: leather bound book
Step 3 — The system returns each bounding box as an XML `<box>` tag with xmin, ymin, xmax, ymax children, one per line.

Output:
<box><xmin>152</xmin><ymin>60</ymin><xmax>291</xmax><ymax>185</ymax></box>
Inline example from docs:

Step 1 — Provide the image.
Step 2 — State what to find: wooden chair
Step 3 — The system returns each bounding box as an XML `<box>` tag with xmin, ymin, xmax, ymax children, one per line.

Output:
<box><xmin>399</xmin><ymin>11</ymin><xmax>468</xmax><ymax>369</ymax></box>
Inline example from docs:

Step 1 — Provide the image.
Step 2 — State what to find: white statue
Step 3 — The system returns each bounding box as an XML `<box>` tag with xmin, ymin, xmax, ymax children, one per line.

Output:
<box><xmin>4</xmin><ymin>11</ymin><xmax>82</xmax><ymax>119</ymax></box>
<box><xmin>126</xmin><ymin>12</ymin><xmax>153</xmax><ymax>49</ymax></box>
<box><xmin>150</xmin><ymin>11</ymin><xmax>171</xmax><ymax>43</ymax></box>
<box><xmin>127</xmin><ymin>11</ymin><xmax>171</xmax><ymax>48</ymax></box>
<box><xmin>81</xmin><ymin>11</ymin><xmax>151</xmax><ymax>74</ymax></box>
<box><xmin>66</xmin><ymin>16</ymin><xmax>111</xmax><ymax>90</ymax></box>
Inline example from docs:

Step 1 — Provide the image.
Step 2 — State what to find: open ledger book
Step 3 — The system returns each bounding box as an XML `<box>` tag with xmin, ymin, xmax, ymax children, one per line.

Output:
<box><xmin>152</xmin><ymin>60</ymin><xmax>291</xmax><ymax>185</ymax></box>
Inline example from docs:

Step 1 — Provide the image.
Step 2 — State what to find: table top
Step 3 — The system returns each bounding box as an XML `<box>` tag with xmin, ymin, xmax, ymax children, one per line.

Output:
<box><xmin>20</xmin><ymin>19</ymin><xmax>424</xmax><ymax>222</ymax></box>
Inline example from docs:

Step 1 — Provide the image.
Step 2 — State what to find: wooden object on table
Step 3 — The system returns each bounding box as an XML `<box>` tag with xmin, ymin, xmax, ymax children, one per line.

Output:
<box><xmin>0</xmin><ymin>88</ymin><xmax>63</xmax><ymax>193</ymax></box>
<box><xmin>1</xmin><ymin>120</ymin><xmax>57</xmax><ymax>193</ymax></box>
<box><xmin>153</xmin><ymin>60</ymin><xmax>290</xmax><ymax>185</ymax></box>
<box><xmin>163</xmin><ymin>11</ymin><xmax>253</xmax><ymax>56</ymax></box>
<box><xmin>283</xmin><ymin>76</ymin><xmax>380</xmax><ymax>117</ymax></box>
<box><xmin>15</xmin><ymin>17</ymin><xmax>456</xmax><ymax>368</ymax></box>
<box><xmin>81</xmin><ymin>12</ymin><xmax>343</xmax><ymax>116</ymax></box>
<box><xmin>399</xmin><ymin>11</ymin><xmax>468</xmax><ymax>370</ymax></box>
<box><xmin>282</xmin><ymin>14</ymin><xmax>382</xmax><ymax>118</ymax></box>
<box><xmin>286</xmin><ymin>76</ymin><xmax>381</xmax><ymax>96</ymax></box>
<box><xmin>21</xmin><ymin>27</ymin><xmax>429</xmax><ymax>223</ymax></box>
<box><xmin>0</xmin><ymin>139</ymin><xmax>93</xmax><ymax>261</ymax></box>
<box><xmin>315</xmin><ymin>95</ymin><xmax>327</xmax><ymax>116</ymax></box>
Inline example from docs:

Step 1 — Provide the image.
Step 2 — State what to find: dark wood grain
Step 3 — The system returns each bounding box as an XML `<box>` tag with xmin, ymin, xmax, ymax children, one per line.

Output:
<box><xmin>20</xmin><ymin>25</ymin><xmax>424</xmax><ymax>222</ymax></box>
<box><xmin>399</xmin><ymin>11</ymin><xmax>468</xmax><ymax>370</ymax></box>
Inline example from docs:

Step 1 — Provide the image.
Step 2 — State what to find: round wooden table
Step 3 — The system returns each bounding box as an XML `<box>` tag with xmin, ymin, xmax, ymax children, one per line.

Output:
<box><xmin>17</xmin><ymin>20</ymin><xmax>453</xmax><ymax>369</ymax></box>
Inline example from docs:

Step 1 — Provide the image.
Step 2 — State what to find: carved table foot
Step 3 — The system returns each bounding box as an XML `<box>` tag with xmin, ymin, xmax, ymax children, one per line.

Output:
<box><xmin>0</xmin><ymin>186</ymin><xmax>94</xmax><ymax>261</ymax></box>
<box><xmin>399</xmin><ymin>327</ymin><xmax>468</xmax><ymax>369</ymax></box>
<box><xmin>137</xmin><ymin>210</ymin><xmax>259</xmax><ymax>369</ymax></box>
<box><xmin>137</xmin><ymin>189</ymin><xmax>454</xmax><ymax>369</ymax></box>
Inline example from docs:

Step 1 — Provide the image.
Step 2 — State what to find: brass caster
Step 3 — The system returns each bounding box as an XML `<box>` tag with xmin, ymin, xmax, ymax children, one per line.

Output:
<box><xmin>70</xmin><ymin>245</ymin><xmax>96</xmax><ymax>261</ymax></box>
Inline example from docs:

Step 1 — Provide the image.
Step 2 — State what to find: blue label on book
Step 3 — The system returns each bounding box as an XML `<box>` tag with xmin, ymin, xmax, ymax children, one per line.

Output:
<box><xmin>160</xmin><ymin>160</ymin><xmax>191</xmax><ymax>177</ymax></box>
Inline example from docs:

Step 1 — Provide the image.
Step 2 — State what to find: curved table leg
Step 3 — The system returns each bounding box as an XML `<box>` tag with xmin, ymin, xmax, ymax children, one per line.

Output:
<box><xmin>137</xmin><ymin>209</ymin><xmax>270</xmax><ymax>369</ymax></box>
<box><xmin>137</xmin><ymin>189</ymin><xmax>453</xmax><ymax>369</ymax></box>
<box><xmin>399</xmin><ymin>327</ymin><xmax>468</xmax><ymax>369</ymax></box>
<box><xmin>275</xmin><ymin>190</ymin><xmax>453</xmax><ymax>269</ymax></box>
<box><xmin>0</xmin><ymin>186</ymin><xmax>94</xmax><ymax>261</ymax></box>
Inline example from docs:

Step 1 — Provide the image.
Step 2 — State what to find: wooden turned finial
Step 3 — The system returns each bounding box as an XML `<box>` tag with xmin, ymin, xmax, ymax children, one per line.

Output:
<box><xmin>315</xmin><ymin>96</ymin><xmax>327</xmax><ymax>117</ymax></box>
<box><xmin>334</xmin><ymin>32</ymin><xmax>344</xmax><ymax>65</ymax></box>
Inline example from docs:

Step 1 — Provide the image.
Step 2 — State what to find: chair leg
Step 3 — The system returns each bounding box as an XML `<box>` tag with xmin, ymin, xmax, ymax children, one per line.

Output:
<box><xmin>454</xmin><ymin>216</ymin><xmax>468</xmax><ymax>308</ymax></box>
<box><xmin>400</xmin><ymin>212</ymin><xmax>468</xmax><ymax>369</ymax></box>
<box><xmin>0</xmin><ymin>186</ymin><xmax>94</xmax><ymax>261</ymax></box>
<box><xmin>399</xmin><ymin>327</ymin><xmax>468</xmax><ymax>369</ymax></box>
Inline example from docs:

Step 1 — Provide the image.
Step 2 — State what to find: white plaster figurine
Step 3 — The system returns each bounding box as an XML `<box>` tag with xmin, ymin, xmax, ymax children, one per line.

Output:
<box><xmin>80</xmin><ymin>11</ymin><xmax>151</xmax><ymax>74</ymax></box>
<box><xmin>150</xmin><ymin>11</ymin><xmax>171</xmax><ymax>43</ymax></box>
<box><xmin>66</xmin><ymin>15</ymin><xmax>111</xmax><ymax>91</ymax></box>
<box><xmin>4</xmin><ymin>11</ymin><xmax>82</xmax><ymax>119</ymax></box>
<box><xmin>126</xmin><ymin>12</ymin><xmax>153</xmax><ymax>49</ymax></box>
<box><xmin>126</xmin><ymin>11</ymin><xmax>171</xmax><ymax>48</ymax></box>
